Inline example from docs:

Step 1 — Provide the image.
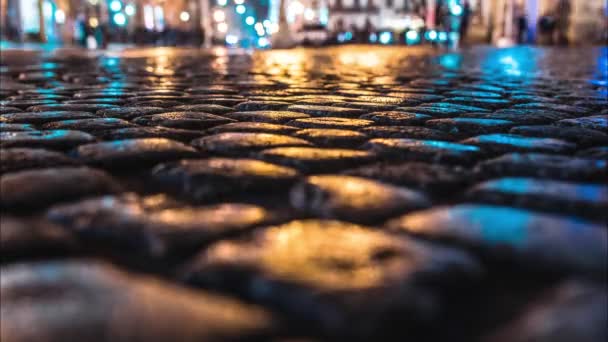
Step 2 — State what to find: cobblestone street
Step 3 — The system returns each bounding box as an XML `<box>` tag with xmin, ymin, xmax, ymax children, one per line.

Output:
<box><xmin>1</xmin><ymin>45</ymin><xmax>607</xmax><ymax>341</ymax></box>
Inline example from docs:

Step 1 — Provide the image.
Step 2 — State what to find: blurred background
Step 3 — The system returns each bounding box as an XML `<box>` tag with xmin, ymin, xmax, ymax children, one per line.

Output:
<box><xmin>1</xmin><ymin>0</ymin><xmax>606</xmax><ymax>50</ymax></box>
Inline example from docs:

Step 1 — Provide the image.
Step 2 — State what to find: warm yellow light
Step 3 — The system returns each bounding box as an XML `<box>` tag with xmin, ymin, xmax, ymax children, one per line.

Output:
<box><xmin>213</xmin><ymin>9</ymin><xmax>225</xmax><ymax>22</ymax></box>
<box><xmin>89</xmin><ymin>17</ymin><xmax>99</xmax><ymax>28</ymax></box>
<box><xmin>179</xmin><ymin>11</ymin><xmax>190</xmax><ymax>22</ymax></box>
<box><xmin>217</xmin><ymin>22</ymin><xmax>228</xmax><ymax>33</ymax></box>
<box><xmin>289</xmin><ymin>1</ymin><xmax>305</xmax><ymax>15</ymax></box>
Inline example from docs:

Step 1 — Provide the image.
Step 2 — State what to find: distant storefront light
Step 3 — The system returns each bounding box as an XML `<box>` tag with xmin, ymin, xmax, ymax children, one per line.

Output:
<box><xmin>213</xmin><ymin>10</ymin><xmax>225</xmax><ymax>22</ymax></box>
<box><xmin>245</xmin><ymin>16</ymin><xmax>255</xmax><ymax>25</ymax></box>
<box><xmin>113</xmin><ymin>12</ymin><xmax>126</xmax><ymax>26</ymax></box>
<box><xmin>89</xmin><ymin>17</ymin><xmax>99</xmax><ymax>28</ymax></box>
<box><xmin>379</xmin><ymin>32</ymin><xmax>392</xmax><ymax>44</ymax></box>
<box><xmin>257</xmin><ymin>37</ymin><xmax>269</xmax><ymax>48</ymax></box>
<box><xmin>55</xmin><ymin>9</ymin><xmax>66</xmax><ymax>24</ymax></box>
<box><xmin>236</xmin><ymin>5</ymin><xmax>246</xmax><ymax>14</ymax></box>
<box><xmin>217</xmin><ymin>22</ymin><xmax>228</xmax><ymax>33</ymax></box>
<box><xmin>180</xmin><ymin>11</ymin><xmax>190</xmax><ymax>22</ymax></box>
<box><xmin>225</xmin><ymin>34</ymin><xmax>238</xmax><ymax>45</ymax></box>
<box><xmin>110</xmin><ymin>0</ymin><xmax>122</xmax><ymax>12</ymax></box>
<box><xmin>125</xmin><ymin>4</ymin><xmax>135</xmax><ymax>16</ymax></box>
<box><xmin>143</xmin><ymin>5</ymin><xmax>154</xmax><ymax>30</ymax></box>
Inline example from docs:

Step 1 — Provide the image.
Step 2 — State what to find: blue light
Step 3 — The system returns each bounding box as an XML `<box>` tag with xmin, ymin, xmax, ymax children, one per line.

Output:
<box><xmin>451</xmin><ymin>4</ymin><xmax>463</xmax><ymax>16</ymax></box>
<box><xmin>236</xmin><ymin>4</ymin><xmax>246</xmax><ymax>14</ymax></box>
<box><xmin>369</xmin><ymin>33</ymin><xmax>377</xmax><ymax>43</ymax></box>
<box><xmin>226</xmin><ymin>34</ymin><xmax>239</xmax><ymax>45</ymax></box>
<box><xmin>438</xmin><ymin>31</ymin><xmax>448</xmax><ymax>41</ymax></box>
<box><xmin>110</xmin><ymin>0</ymin><xmax>122</xmax><ymax>12</ymax></box>
<box><xmin>113</xmin><ymin>12</ymin><xmax>126</xmax><ymax>26</ymax></box>
<box><xmin>124</xmin><ymin>4</ymin><xmax>135</xmax><ymax>16</ymax></box>
<box><xmin>406</xmin><ymin>30</ymin><xmax>420</xmax><ymax>45</ymax></box>
<box><xmin>344</xmin><ymin>31</ymin><xmax>353</xmax><ymax>41</ymax></box>
<box><xmin>245</xmin><ymin>16</ymin><xmax>255</xmax><ymax>25</ymax></box>
<box><xmin>217</xmin><ymin>0</ymin><xmax>227</xmax><ymax>5</ymax></box>
<box><xmin>426</xmin><ymin>30</ymin><xmax>438</xmax><ymax>41</ymax></box>
<box><xmin>379</xmin><ymin>32</ymin><xmax>392</xmax><ymax>44</ymax></box>
<box><xmin>257</xmin><ymin>37</ymin><xmax>270</xmax><ymax>48</ymax></box>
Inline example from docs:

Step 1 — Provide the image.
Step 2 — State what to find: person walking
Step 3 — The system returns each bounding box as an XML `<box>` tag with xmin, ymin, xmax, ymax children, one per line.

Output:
<box><xmin>555</xmin><ymin>0</ymin><xmax>571</xmax><ymax>45</ymax></box>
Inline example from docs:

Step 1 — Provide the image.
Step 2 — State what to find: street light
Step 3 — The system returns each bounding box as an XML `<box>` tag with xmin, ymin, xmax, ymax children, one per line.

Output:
<box><xmin>180</xmin><ymin>11</ymin><xmax>190</xmax><ymax>22</ymax></box>
<box><xmin>217</xmin><ymin>22</ymin><xmax>228</xmax><ymax>33</ymax></box>
<box><xmin>113</xmin><ymin>12</ymin><xmax>127</xmax><ymax>26</ymax></box>
<box><xmin>55</xmin><ymin>9</ymin><xmax>66</xmax><ymax>24</ymax></box>
<box><xmin>125</xmin><ymin>4</ymin><xmax>135</xmax><ymax>16</ymax></box>
<box><xmin>213</xmin><ymin>10</ymin><xmax>225</xmax><ymax>22</ymax></box>
<box><xmin>110</xmin><ymin>0</ymin><xmax>122</xmax><ymax>12</ymax></box>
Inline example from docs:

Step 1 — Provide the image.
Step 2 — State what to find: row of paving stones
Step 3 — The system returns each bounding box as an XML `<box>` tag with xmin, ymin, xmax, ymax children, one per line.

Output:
<box><xmin>1</xmin><ymin>50</ymin><xmax>607</xmax><ymax>341</ymax></box>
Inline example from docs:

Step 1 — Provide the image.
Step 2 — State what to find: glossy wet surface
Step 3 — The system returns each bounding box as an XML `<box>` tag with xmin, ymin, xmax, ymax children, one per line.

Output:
<box><xmin>1</xmin><ymin>45</ymin><xmax>607</xmax><ymax>341</ymax></box>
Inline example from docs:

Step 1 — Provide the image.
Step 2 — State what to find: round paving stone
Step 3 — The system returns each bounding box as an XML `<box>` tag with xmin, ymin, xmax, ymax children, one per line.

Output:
<box><xmin>234</xmin><ymin>101</ymin><xmax>290</xmax><ymax>111</ymax></box>
<box><xmin>0</xmin><ymin>130</ymin><xmax>95</xmax><ymax>150</ymax></box>
<box><xmin>290</xmin><ymin>175</ymin><xmax>430</xmax><ymax>223</ymax></box>
<box><xmin>343</xmin><ymin>161</ymin><xmax>472</xmax><ymax>194</ymax></box>
<box><xmin>461</xmin><ymin>134</ymin><xmax>576</xmax><ymax>155</ymax></box>
<box><xmin>0</xmin><ymin>111</ymin><xmax>97</xmax><ymax>124</ymax></box>
<box><xmin>287</xmin><ymin>117</ymin><xmax>374</xmax><ymax>129</ymax></box>
<box><xmin>386</xmin><ymin>204</ymin><xmax>607</xmax><ymax>276</ymax></box>
<box><xmin>365</xmin><ymin>138</ymin><xmax>482</xmax><ymax>164</ymax></box>
<box><xmin>0</xmin><ymin>167</ymin><xmax>121</xmax><ymax>210</ymax></box>
<box><xmin>192</xmin><ymin>133</ymin><xmax>311</xmax><ymax>156</ymax></box>
<box><xmin>426</xmin><ymin>118</ymin><xmax>515</xmax><ymax>138</ymax></box>
<box><xmin>0</xmin><ymin>261</ymin><xmax>277</xmax><ymax>341</ymax></box>
<box><xmin>96</xmin><ymin>126</ymin><xmax>204</xmax><ymax>142</ymax></box>
<box><xmin>0</xmin><ymin>123</ymin><xmax>35</xmax><ymax>132</ymax></box>
<box><xmin>360</xmin><ymin>111</ymin><xmax>431</xmax><ymax>125</ymax></box>
<box><xmin>42</xmin><ymin>118</ymin><xmax>135</xmax><ymax>132</ymax></box>
<box><xmin>47</xmin><ymin>193</ymin><xmax>277</xmax><ymax>256</ymax></box>
<box><xmin>361</xmin><ymin>126</ymin><xmax>454</xmax><ymax>140</ymax></box>
<box><xmin>97</xmin><ymin>106</ymin><xmax>166</xmax><ymax>119</ymax></box>
<box><xmin>286</xmin><ymin>105</ymin><xmax>365</xmax><ymax>117</ymax></box>
<box><xmin>463</xmin><ymin>109</ymin><xmax>574</xmax><ymax>125</ymax></box>
<box><xmin>223</xmin><ymin>110</ymin><xmax>310</xmax><ymax>123</ymax></box>
<box><xmin>0</xmin><ymin>106</ymin><xmax>22</xmax><ymax>114</ymax></box>
<box><xmin>293</xmin><ymin>128</ymin><xmax>368</xmax><ymax>148</ymax></box>
<box><xmin>181</xmin><ymin>219</ymin><xmax>481</xmax><ymax>339</ymax></box>
<box><xmin>509</xmin><ymin>125</ymin><xmax>608</xmax><ymax>147</ymax></box>
<box><xmin>0</xmin><ymin>216</ymin><xmax>76</xmax><ymax>261</ymax></box>
<box><xmin>466</xmin><ymin>177</ymin><xmax>608</xmax><ymax>220</ymax></box>
<box><xmin>557</xmin><ymin>115</ymin><xmax>607</xmax><ymax>131</ymax></box>
<box><xmin>172</xmin><ymin>104</ymin><xmax>235</xmax><ymax>114</ymax></box>
<box><xmin>577</xmin><ymin>146</ymin><xmax>608</xmax><ymax>160</ymax></box>
<box><xmin>445</xmin><ymin>97</ymin><xmax>512</xmax><ymax>110</ymax></box>
<box><xmin>72</xmin><ymin>138</ymin><xmax>199</xmax><ymax>169</ymax></box>
<box><xmin>476</xmin><ymin>153</ymin><xmax>607</xmax><ymax>182</ymax></box>
<box><xmin>486</xmin><ymin>280</ymin><xmax>607</xmax><ymax>342</ymax></box>
<box><xmin>133</xmin><ymin>112</ymin><xmax>235</xmax><ymax>129</ymax></box>
<box><xmin>1</xmin><ymin>148</ymin><xmax>77</xmax><ymax>174</ymax></box>
<box><xmin>151</xmin><ymin>158</ymin><xmax>300</xmax><ymax>201</ymax></box>
<box><xmin>27</xmin><ymin>103</ymin><xmax>117</xmax><ymax>112</ymax></box>
<box><xmin>258</xmin><ymin>147</ymin><xmax>375</xmax><ymax>173</ymax></box>
<box><xmin>207</xmin><ymin>122</ymin><xmax>300</xmax><ymax>134</ymax></box>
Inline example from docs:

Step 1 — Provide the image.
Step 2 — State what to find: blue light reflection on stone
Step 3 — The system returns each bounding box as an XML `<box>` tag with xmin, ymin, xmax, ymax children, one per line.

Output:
<box><xmin>476</xmin><ymin>134</ymin><xmax>536</xmax><ymax>148</ymax></box>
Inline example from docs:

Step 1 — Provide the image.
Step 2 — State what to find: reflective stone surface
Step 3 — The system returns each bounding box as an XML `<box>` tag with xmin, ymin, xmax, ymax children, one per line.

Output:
<box><xmin>1</xmin><ymin>46</ymin><xmax>606</xmax><ymax>340</ymax></box>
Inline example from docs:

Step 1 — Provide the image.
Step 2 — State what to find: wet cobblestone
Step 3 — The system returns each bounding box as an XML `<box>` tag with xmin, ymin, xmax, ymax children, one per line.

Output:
<box><xmin>1</xmin><ymin>46</ymin><xmax>606</xmax><ymax>341</ymax></box>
